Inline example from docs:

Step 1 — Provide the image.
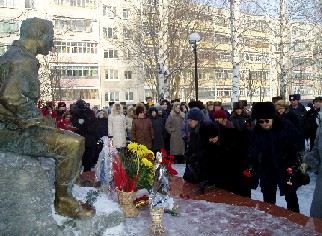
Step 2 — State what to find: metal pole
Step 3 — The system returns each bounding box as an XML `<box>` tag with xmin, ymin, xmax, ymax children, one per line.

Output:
<box><xmin>193</xmin><ymin>43</ymin><xmax>198</xmax><ymax>101</ymax></box>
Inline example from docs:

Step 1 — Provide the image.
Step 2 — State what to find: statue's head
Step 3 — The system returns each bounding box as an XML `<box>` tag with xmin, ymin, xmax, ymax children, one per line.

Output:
<box><xmin>20</xmin><ymin>17</ymin><xmax>54</xmax><ymax>56</ymax></box>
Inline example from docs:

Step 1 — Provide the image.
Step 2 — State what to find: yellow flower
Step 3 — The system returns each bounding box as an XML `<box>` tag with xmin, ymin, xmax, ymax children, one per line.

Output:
<box><xmin>142</xmin><ymin>157</ymin><xmax>153</xmax><ymax>168</ymax></box>
<box><xmin>138</xmin><ymin>144</ymin><xmax>148</xmax><ymax>153</ymax></box>
<box><xmin>127</xmin><ymin>142</ymin><xmax>138</xmax><ymax>151</ymax></box>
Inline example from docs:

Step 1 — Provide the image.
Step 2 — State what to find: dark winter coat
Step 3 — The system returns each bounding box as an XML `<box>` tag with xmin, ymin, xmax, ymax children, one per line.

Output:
<box><xmin>247</xmin><ymin>117</ymin><xmax>300</xmax><ymax>195</ymax></box>
<box><xmin>304</xmin><ymin>106</ymin><xmax>320</xmax><ymax>143</ymax></box>
<box><xmin>303</xmin><ymin>122</ymin><xmax>322</xmax><ymax>218</ymax></box>
<box><xmin>71</xmin><ymin>105</ymin><xmax>96</xmax><ymax>147</ymax></box>
<box><xmin>187</xmin><ymin>121</ymin><xmax>219</xmax><ymax>182</ymax></box>
<box><xmin>131</xmin><ymin>117</ymin><xmax>154</xmax><ymax>149</ymax></box>
<box><xmin>212</xmin><ymin>124</ymin><xmax>250</xmax><ymax>196</ymax></box>
<box><xmin>94</xmin><ymin>117</ymin><xmax>108</xmax><ymax>140</ymax></box>
<box><xmin>150</xmin><ymin>115</ymin><xmax>166</xmax><ymax>152</ymax></box>
<box><xmin>287</xmin><ymin>103</ymin><xmax>306</xmax><ymax>150</ymax></box>
<box><xmin>229</xmin><ymin>111</ymin><xmax>250</xmax><ymax>131</ymax></box>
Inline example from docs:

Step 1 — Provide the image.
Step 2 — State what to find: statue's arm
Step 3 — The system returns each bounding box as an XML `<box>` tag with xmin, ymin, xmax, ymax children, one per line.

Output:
<box><xmin>0</xmin><ymin>61</ymin><xmax>40</xmax><ymax>119</ymax></box>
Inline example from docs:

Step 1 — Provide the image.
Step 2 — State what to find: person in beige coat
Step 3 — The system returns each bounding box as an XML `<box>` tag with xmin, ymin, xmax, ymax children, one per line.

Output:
<box><xmin>165</xmin><ymin>102</ymin><xmax>186</xmax><ymax>163</ymax></box>
<box><xmin>108</xmin><ymin>103</ymin><xmax>127</xmax><ymax>149</ymax></box>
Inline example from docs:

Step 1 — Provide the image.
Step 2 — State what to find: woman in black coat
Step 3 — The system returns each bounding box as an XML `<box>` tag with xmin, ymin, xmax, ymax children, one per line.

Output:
<box><xmin>148</xmin><ymin>107</ymin><xmax>165</xmax><ymax>153</ymax></box>
<box><xmin>94</xmin><ymin>110</ymin><xmax>109</xmax><ymax>165</ymax></box>
<box><xmin>247</xmin><ymin>102</ymin><xmax>301</xmax><ymax>213</ymax></box>
<box><xmin>184</xmin><ymin>109</ymin><xmax>219</xmax><ymax>193</ymax></box>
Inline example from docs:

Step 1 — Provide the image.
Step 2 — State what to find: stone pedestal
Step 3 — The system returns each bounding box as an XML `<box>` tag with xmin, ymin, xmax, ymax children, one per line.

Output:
<box><xmin>0</xmin><ymin>152</ymin><xmax>59</xmax><ymax>235</ymax></box>
<box><xmin>0</xmin><ymin>152</ymin><xmax>125</xmax><ymax>235</ymax></box>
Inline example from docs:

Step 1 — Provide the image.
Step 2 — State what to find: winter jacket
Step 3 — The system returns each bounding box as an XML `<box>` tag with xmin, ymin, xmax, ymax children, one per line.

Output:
<box><xmin>247</xmin><ymin>117</ymin><xmax>300</xmax><ymax>195</ymax></box>
<box><xmin>95</xmin><ymin>117</ymin><xmax>108</xmax><ymax>141</ymax></box>
<box><xmin>149</xmin><ymin>115</ymin><xmax>166</xmax><ymax>152</ymax></box>
<box><xmin>165</xmin><ymin>110</ymin><xmax>185</xmax><ymax>155</ymax></box>
<box><xmin>229</xmin><ymin>111</ymin><xmax>250</xmax><ymax>131</ymax></box>
<box><xmin>304</xmin><ymin>106</ymin><xmax>320</xmax><ymax>142</ymax></box>
<box><xmin>303</xmin><ymin>122</ymin><xmax>322</xmax><ymax>219</ymax></box>
<box><xmin>131</xmin><ymin>117</ymin><xmax>154</xmax><ymax>149</ymax></box>
<box><xmin>71</xmin><ymin>105</ymin><xmax>96</xmax><ymax>147</ymax></box>
<box><xmin>108</xmin><ymin>114</ymin><xmax>127</xmax><ymax>148</ymax></box>
<box><xmin>187</xmin><ymin>121</ymin><xmax>219</xmax><ymax>182</ymax></box>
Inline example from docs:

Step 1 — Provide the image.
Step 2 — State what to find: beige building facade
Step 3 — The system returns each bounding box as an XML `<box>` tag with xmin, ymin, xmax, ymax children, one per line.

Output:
<box><xmin>1</xmin><ymin>0</ymin><xmax>321</xmax><ymax>108</ymax></box>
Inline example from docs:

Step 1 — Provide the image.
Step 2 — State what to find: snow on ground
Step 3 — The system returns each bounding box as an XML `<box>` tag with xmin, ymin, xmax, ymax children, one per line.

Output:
<box><xmin>52</xmin><ymin>164</ymin><xmax>318</xmax><ymax>235</ymax></box>
<box><xmin>102</xmin><ymin>198</ymin><xmax>320</xmax><ymax>236</ymax></box>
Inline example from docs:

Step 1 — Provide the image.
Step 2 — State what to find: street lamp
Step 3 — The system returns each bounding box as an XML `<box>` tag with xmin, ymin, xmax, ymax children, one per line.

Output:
<box><xmin>189</xmin><ymin>32</ymin><xmax>201</xmax><ymax>101</ymax></box>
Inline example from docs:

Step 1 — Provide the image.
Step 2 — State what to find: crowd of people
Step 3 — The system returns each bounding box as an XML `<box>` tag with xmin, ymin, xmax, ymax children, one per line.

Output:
<box><xmin>39</xmin><ymin>94</ymin><xmax>322</xmax><ymax>219</ymax></box>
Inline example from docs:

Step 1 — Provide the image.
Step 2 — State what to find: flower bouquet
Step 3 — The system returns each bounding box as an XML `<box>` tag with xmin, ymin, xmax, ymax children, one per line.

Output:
<box><xmin>112</xmin><ymin>142</ymin><xmax>155</xmax><ymax>217</ymax></box>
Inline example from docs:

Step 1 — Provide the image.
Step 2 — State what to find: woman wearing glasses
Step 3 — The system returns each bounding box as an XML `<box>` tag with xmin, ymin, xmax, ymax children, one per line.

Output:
<box><xmin>247</xmin><ymin>102</ymin><xmax>301</xmax><ymax>213</ymax></box>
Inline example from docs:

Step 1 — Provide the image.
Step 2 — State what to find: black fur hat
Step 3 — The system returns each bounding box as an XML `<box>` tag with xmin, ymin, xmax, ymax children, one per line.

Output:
<box><xmin>251</xmin><ymin>102</ymin><xmax>277</xmax><ymax>119</ymax></box>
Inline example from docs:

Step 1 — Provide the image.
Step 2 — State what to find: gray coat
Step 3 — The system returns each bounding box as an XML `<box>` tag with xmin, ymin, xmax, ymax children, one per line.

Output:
<box><xmin>303</xmin><ymin>123</ymin><xmax>322</xmax><ymax>219</ymax></box>
<box><xmin>165</xmin><ymin>110</ymin><xmax>185</xmax><ymax>156</ymax></box>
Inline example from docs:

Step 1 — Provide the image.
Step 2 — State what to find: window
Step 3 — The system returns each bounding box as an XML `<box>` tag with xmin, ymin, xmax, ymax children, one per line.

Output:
<box><xmin>0</xmin><ymin>0</ymin><xmax>15</xmax><ymax>7</ymax></box>
<box><xmin>54</xmin><ymin>19</ymin><xmax>93</xmax><ymax>32</ymax></box>
<box><xmin>53</xmin><ymin>65</ymin><xmax>98</xmax><ymax>78</ymax></box>
<box><xmin>124</xmin><ymin>71</ymin><xmax>132</xmax><ymax>80</ymax></box>
<box><xmin>103</xmin><ymin>27</ymin><xmax>117</xmax><ymax>38</ymax></box>
<box><xmin>54</xmin><ymin>0</ymin><xmax>96</xmax><ymax>8</ymax></box>
<box><xmin>59</xmin><ymin>89</ymin><xmax>99</xmax><ymax>100</ymax></box>
<box><xmin>123</xmin><ymin>9</ymin><xmax>130</xmax><ymax>19</ymax></box>
<box><xmin>243</xmin><ymin>52</ymin><xmax>268</xmax><ymax>63</ymax></box>
<box><xmin>125</xmin><ymin>92</ymin><xmax>133</xmax><ymax>101</ymax></box>
<box><xmin>25</xmin><ymin>0</ymin><xmax>35</xmax><ymax>8</ymax></box>
<box><xmin>103</xmin><ymin>5</ymin><xmax>116</xmax><ymax>18</ymax></box>
<box><xmin>123</xmin><ymin>27</ymin><xmax>131</xmax><ymax>39</ymax></box>
<box><xmin>105</xmin><ymin>69</ymin><xmax>118</xmax><ymax>80</ymax></box>
<box><xmin>105</xmin><ymin>92</ymin><xmax>119</xmax><ymax>102</ymax></box>
<box><xmin>54</xmin><ymin>41</ymin><xmax>97</xmax><ymax>54</ymax></box>
<box><xmin>214</xmin><ymin>15</ymin><xmax>229</xmax><ymax>28</ymax></box>
<box><xmin>104</xmin><ymin>49</ymin><xmax>118</xmax><ymax>58</ymax></box>
<box><xmin>0</xmin><ymin>19</ymin><xmax>19</xmax><ymax>33</ymax></box>
<box><xmin>123</xmin><ymin>49</ymin><xmax>131</xmax><ymax>60</ymax></box>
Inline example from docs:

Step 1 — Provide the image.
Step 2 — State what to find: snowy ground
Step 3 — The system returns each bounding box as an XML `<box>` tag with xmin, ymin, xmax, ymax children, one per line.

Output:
<box><xmin>52</xmin><ymin>164</ymin><xmax>318</xmax><ymax>235</ymax></box>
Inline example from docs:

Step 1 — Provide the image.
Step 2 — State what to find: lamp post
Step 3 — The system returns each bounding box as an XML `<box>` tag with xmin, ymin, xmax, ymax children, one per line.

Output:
<box><xmin>189</xmin><ymin>32</ymin><xmax>201</xmax><ymax>101</ymax></box>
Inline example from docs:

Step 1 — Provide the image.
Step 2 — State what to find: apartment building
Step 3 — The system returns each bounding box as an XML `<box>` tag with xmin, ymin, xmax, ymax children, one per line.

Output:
<box><xmin>1</xmin><ymin>0</ymin><xmax>321</xmax><ymax>107</ymax></box>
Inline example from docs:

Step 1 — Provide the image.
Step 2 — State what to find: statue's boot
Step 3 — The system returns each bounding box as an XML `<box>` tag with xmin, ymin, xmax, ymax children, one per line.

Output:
<box><xmin>54</xmin><ymin>184</ymin><xmax>95</xmax><ymax>218</ymax></box>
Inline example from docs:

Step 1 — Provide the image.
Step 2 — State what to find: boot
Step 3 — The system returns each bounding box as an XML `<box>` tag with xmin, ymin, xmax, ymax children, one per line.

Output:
<box><xmin>197</xmin><ymin>181</ymin><xmax>207</xmax><ymax>194</ymax></box>
<box><xmin>55</xmin><ymin>184</ymin><xmax>95</xmax><ymax>218</ymax></box>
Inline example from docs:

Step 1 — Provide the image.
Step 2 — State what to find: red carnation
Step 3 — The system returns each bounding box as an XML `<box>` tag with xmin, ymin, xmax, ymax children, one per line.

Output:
<box><xmin>287</xmin><ymin>168</ymin><xmax>293</xmax><ymax>174</ymax></box>
<box><xmin>243</xmin><ymin>170</ymin><xmax>252</xmax><ymax>178</ymax></box>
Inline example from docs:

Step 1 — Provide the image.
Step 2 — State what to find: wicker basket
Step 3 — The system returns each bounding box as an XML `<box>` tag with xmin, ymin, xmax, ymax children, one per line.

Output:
<box><xmin>117</xmin><ymin>190</ymin><xmax>138</xmax><ymax>217</ymax></box>
<box><xmin>150</xmin><ymin>208</ymin><xmax>165</xmax><ymax>234</ymax></box>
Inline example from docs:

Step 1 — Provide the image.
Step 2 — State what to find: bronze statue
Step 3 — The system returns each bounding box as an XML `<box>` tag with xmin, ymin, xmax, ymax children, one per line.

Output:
<box><xmin>0</xmin><ymin>18</ymin><xmax>94</xmax><ymax>218</ymax></box>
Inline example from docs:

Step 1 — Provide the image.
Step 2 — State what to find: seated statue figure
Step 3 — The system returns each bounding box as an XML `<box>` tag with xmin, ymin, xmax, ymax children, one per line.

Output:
<box><xmin>0</xmin><ymin>17</ymin><xmax>94</xmax><ymax>218</ymax></box>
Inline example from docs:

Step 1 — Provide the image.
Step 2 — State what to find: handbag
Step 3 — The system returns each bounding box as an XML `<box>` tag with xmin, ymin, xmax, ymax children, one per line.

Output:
<box><xmin>183</xmin><ymin>160</ymin><xmax>200</xmax><ymax>184</ymax></box>
<box><xmin>287</xmin><ymin>161</ymin><xmax>310</xmax><ymax>187</ymax></box>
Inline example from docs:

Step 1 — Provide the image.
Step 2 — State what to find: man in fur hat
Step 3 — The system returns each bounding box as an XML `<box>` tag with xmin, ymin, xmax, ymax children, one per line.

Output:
<box><xmin>247</xmin><ymin>102</ymin><xmax>301</xmax><ymax>213</ymax></box>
